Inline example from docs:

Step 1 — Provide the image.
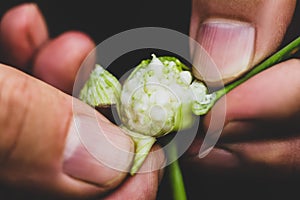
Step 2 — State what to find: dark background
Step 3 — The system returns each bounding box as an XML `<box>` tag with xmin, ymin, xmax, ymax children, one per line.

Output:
<box><xmin>0</xmin><ymin>0</ymin><xmax>191</xmax><ymax>43</ymax></box>
<box><xmin>1</xmin><ymin>0</ymin><xmax>299</xmax><ymax>46</ymax></box>
<box><xmin>1</xmin><ymin>1</ymin><xmax>300</xmax><ymax>200</ymax></box>
<box><xmin>1</xmin><ymin>0</ymin><xmax>299</xmax><ymax>77</ymax></box>
<box><xmin>0</xmin><ymin>0</ymin><xmax>193</xmax><ymax>78</ymax></box>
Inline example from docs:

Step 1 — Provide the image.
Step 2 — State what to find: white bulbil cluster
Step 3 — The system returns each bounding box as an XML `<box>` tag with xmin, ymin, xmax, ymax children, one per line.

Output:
<box><xmin>118</xmin><ymin>54</ymin><xmax>196</xmax><ymax>137</ymax></box>
<box><xmin>79</xmin><ymin>54</ymin><xmax>215</xmax><ymax>174</ymax></box>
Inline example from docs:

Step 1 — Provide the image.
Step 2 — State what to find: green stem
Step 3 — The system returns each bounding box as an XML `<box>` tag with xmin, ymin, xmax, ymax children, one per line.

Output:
<box><xmin>167</xmin><ymin>142</ymin><xmax>187</xmax><ymax>200</ymax></box>
<box><xmin>215</xmin><ymin>36</ymin><xmax>300</xmax><ymax>99</ymax></box>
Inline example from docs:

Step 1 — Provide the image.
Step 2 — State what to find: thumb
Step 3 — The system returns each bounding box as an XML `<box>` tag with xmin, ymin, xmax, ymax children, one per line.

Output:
<box><xmin>190</xmin><ymin>0</ymin><xmax>296</xmax><ymax>84</ymax></box>
<box><xmin>0</xmin><ymin>64</ymin><xmax>134</xmax><ymax>199</ymax></box>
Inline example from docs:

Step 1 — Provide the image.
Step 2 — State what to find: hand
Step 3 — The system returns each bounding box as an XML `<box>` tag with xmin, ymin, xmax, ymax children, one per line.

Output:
<box><xmin>0</xmin><ymin>4</ymin><xmax>164</xmax><ymax>199</ymax></box>
<box><xmin>183</xmin><ymin>0</ymin><xmax>300</xmax><ymax>198</ymax></box>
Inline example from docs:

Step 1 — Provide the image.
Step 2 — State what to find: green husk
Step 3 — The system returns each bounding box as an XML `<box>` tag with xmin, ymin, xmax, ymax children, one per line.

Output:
<box><xmin>79</xmin><ymin>64</ymin><xmax>121</xmax><ymax>106</ymax></box>
<box><xmin>120</xmin><ymin>126</ymin><xmax>156</xmax><ymax>175</ymax></box>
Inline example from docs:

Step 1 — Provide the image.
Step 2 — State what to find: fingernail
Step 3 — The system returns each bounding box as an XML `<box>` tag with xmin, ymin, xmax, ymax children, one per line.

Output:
<box><xmin>63</xmin><ymin>100</ymin><xmax>134</xmax><ymax>188</ymax></box>
<box><xmin>192</xmin><ymin>19</ymin><xmax>255</xmax><ymax>84</ymax></box>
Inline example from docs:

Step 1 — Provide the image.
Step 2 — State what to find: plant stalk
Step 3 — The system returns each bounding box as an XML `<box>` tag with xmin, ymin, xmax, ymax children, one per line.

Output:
<box><xmin>167</xmin><ymin>142</ymin><xmax>187</xmax><ymax>200</ymax></box>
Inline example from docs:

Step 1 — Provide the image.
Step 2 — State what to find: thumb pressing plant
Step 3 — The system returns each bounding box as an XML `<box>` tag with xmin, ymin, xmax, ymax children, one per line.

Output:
<box><xmin>79</xmin><ymin>36</ymin><xmax>300</xmax><ymax>200</ymax></box>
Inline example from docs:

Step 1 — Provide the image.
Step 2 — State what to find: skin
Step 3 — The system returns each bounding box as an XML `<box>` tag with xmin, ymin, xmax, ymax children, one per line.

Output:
<box><xmin>1</xmin><ymin>1</ymin><xmax>299</xmax><ymax>199</ymax></box>
<box><xmin>182</xmin><ymin>0</ymin><xmax>300</xmax><ymax>198</ymax></box>
<box><xmin>0</xmin><ymin>3</ymin><xmax>164</xmax><ymax>200</ymax></box>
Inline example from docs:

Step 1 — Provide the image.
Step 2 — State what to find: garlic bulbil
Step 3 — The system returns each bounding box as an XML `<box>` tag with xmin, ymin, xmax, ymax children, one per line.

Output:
<box><xmin>79</xmin><ymin>54</ymin><xmax>214</xmax><ymax>174</ymax></box>
<box><xmin>119</xmin><ymin>54</ymin><xmax>197</xmax><ymax>137</ymax></box>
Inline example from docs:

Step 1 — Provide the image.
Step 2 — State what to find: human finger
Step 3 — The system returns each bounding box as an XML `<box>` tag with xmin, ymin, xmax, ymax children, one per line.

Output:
<box><xmin>184</xmin><ymin>59</ymin><xmax>300</xmax><ymax>176</ymax></box>
<box><xmin>33</xmin><ymin>31</ymin><xmax>95</xmax><ymax>94</ymax></box>
<box><xmin>190</xmin><ymin>0</ymin><xmax>296</xmax><ymax>84</ymax></box>
<box><xmin>0</xmin><ymin>64</ymin><xmax>134</xmax><ymax>199</ymax></box>
<box><xmin>0</xmin><ymin>3</ymin><xmax>48</xmax><ymax>72</ymax></box>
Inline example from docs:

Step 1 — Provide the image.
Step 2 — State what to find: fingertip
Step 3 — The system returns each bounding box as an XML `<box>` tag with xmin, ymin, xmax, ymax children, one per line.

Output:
<box><xmin>63</xmin><ymin>141</ymin><xmax>127</xmax><ymax>193</ymax></box>
<box><xmin>190</xmin><ymin>0</ymin><xmax>296</xmax><ymax>84</ymax></box>
<box><xmin>33</xmin><ymin>31</ymin><xmax>95</xmax><ymax>94</ymax></box>
<box><xmin>137</xmin><ymin>144</ymin><xmax>166</xmax><ymax>175</ymax></box>
<box><xmin>0</xmin><ymin>3</ymin><xmax>48</xmax><ymax>70</ymax></box>
<box><xmin>210</xmin><ymin>58</ymin><xmax>300</xmax><ymax>125</ymax></box>
<box><xmin>104</xmin><ymin>168</ymin><xmax>160</xmax><ymax>200</ymax></box>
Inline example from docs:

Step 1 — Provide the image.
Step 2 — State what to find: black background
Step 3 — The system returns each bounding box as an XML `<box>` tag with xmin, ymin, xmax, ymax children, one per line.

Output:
<box><xmin>1</xmin><ymin>1</ymin><xmax>300</xmax><ymax>200</ymax></box>
<box><xmin>1</xmin><ymin>0</ymin><xmax>299</xmax><ymax>47</ymax></box>
<box><xmin>0</xmin><ymin>0</ymin><xmax>191</xmax><ymax>43</ymax></box>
